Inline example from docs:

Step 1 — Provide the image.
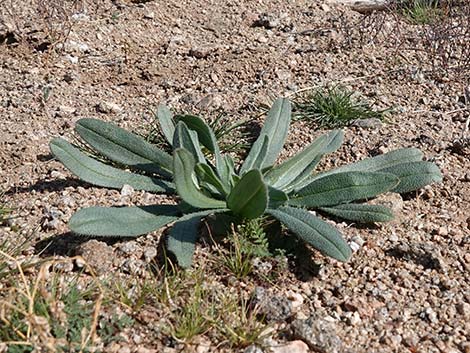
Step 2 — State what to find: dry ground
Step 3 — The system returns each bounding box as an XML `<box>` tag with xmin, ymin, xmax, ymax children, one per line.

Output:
<box><xmin>0</xmin><ymin>0</ymin><xmax>469</xmax><ymax>352</ymax></box>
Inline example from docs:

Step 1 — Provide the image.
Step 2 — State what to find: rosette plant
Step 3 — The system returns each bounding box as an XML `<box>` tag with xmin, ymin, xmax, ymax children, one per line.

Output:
<box><xmin>49</xmin><ymin>99</ymin><xmax>442</xmax><ymax>267</ymax></box>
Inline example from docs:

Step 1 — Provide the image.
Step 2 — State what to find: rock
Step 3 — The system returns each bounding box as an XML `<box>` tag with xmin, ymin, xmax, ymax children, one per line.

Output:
<box><xmin>121</xmin><ymin>184</ymin><xmax>134</xmax><ymax>197</ymax></box>
<box><xmin>118</xmin><ymin>241</ymin><xmax>143</xmax><ymax>258</ymax></box>
<box><xmin>352</xmin><ymin>118</ymin><xmax>383</xmax><ymax>128</ymax></box>
<box><xmin>96</xmin><ymin>101</ymin><xmax>123</xmax><ymax>114</ymax></box>
<box><xmin>456</xmin><ymin>302</ymin><xmax>470</xmax><ymax>319</ymax></box>
<box><xmin>291</xmin><ymin>315</ymin><xmax>342</xmax><ymax>353</ymax></box>
<box><xmin>244</xmin><ymin>345</ymin><xmax>264</xmax><ymax>353</ymax></box>
<box><xmin>252</xmin><ymin>13</ymin><xmax>281</xmax><ymax>29</ymax></box>
<box><xmin>387</xmin><ymin>242</ymin><xmax>446</xmax><ymax>271</ymax></box>
<box><xmin>75</xmin><ymin>240</ymin><xmax>114</xmax><ymax>275</ymax></box>
<box><xmin>189</xmin><ymin>46</ymin><xmax>216</xmax><ymax>59</ymax></box>
<box><xmin>270</xmin><ymin>340</ymin><xmax>308</xmax><ymax>353</ymax></box>
<box><xmin>286</xmin><ymin>290</ymin><xmax>304</xmax><ymax>312</ymax></box>
<box><xmin>253</xmin><ymin>287</ymin><xmax>293</xmax><ymax>321</ymax></box>
<box><xmin>144</xmin><ymin>247</ymin><xmax>158</xmax><ymax>262</ymax></box>
<box><xmin>252</xmin><ymin>258</ymin><xmax>273</xmax><ymax>274</ymax></box>
<box><xmin>370</xmin><ymin>193</ymin><xmax>403</xmax><ymax>222</ymax></box>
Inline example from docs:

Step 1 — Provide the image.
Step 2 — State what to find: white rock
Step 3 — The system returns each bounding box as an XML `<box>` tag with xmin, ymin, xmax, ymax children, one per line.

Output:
<box><xmin>270</xmin><ymin>340</ymin><xmax>309</xmax><ymax>353</ymax></box>
<box><xmin>121</xmin><ymin>184</ymin><xmax>134</xmax><ymax>197</ymax></box>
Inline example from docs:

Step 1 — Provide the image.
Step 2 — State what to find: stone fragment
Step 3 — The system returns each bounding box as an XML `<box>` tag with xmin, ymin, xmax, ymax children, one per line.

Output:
<box><xmin>270</xmin><ymin>340</ymin><xmax>308</xmax><ymax>353</ymax></box>
<box><xmin>253</xmin><ymin>287</ymin><xmax>293</xmax><ymax>321</ymax></box>
<box><xmin>352</xmin><ymin>118</ymin><xmax>383</xmax><ymax>128</ymax></box>
<box><xmin>75</xmin><ymin>240</ymin><xmax>114</xmax><ymax>274</ymax></box>
<box><xmin>291</xmin><ymin>314</ymin><xmax>342</xmax><ymax>353</ymax></box>
<box><xmin>96</xmin><ymin>101</ymin><xmax>123</xmax><ymax>114</ymax></box>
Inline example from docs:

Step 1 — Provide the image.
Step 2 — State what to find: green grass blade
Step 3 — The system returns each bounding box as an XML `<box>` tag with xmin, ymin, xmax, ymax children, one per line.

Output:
<box><xmin>289</xmin><ymin>171</ymin><xmax>399</xmax><ymax>208</ymax></box>
<box><xmin>75</xmin><ymin>118</ymin><xmax>172</xmax><ymax>176</ymax></box>
<box><xmin>381</xmin><ymin>161</ymin><xmax>442</xmax><ymax>193</ymax></box>
<box><xmin>267</xmin><ymin>206</ymin><xmax>352</xmax><ymax>262</ymax></box>
<box><xmin>227</xmin><ymin>169</ymin><xmax>268</xmax><ymax>219</ymax></box>
<box><xmin>157</xmin><ymin>104</ymin><xmax>176</xmax><ymax>145</ymax></box>
<box><xmin>69</xmin><ymin>205</ymin><xmax>180</xmax><ymax>236</ymax></box>
<box><xmin>173</xmin><ymin>148</ymin><xmax>227</xmax><ymax>209</ymax></box>
<box><xmin>319</xmin><ymin>203</ymin><xmax>394</xmax><ymax>223</ymax></box>
<box><xmin>50</xmin><ymin>138</ymin><xmax>175</xmax><ymax>193</ymax></box>
<box><xmin>168</xmin><ymin>208</ymin><xmax>229</xmax><ymax>268</ymax></box>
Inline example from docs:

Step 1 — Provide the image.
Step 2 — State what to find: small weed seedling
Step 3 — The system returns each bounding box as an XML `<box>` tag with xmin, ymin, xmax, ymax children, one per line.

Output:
<box><xmin>293</xmin><ymin>85</ymin><xmax>390</xmax><ymax>128</ymax></box>
<box><xmin>50</xmin><ymin>98</ymin><xmax>441</xmax><ymax>268</ymax></box>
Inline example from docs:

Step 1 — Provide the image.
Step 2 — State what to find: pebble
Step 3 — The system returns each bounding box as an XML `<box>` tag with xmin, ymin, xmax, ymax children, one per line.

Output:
<box><xmin>270</xmin><ymin>340</ymin><xmax>308</xmax><ymax>353</ymax></box>
<box><xmin>352</xmin><ymin>118</ymin><xmax>383</xmax><ymax>129</ymax></box>
<box><xmin>75</xmin><ymin>240</ymin><xmax>114</xmax><ymax>275</ymax></box>
<box><xmin>121</xmin><ymin>184</ymin><xmax>134</xmax><ymax>197</ymax></box>
<box><xmin>244</xmin><ymin>345</ymin><xmax>264</xmax><ymax>353</ymax></box>
<box><xmin>144</xmin><ymin>247</ymin><xmax>158</xmax><ymax>262</ymax></box>
<box><xmin>291</xmin><ymin>315</ymin><xmax>342</xmax><ymax>353</ymax></box>
<box><xmin>456</xmin><ymin>303</ymin><xmax>470</xmax><ymax>319</ymax></box>
<box><xmin>97</xmin><ymin>101</ymin><xmax>123</xmax><ymax>114</ymax></box>
<box><xmin>253</xmin><ymin>287</ymin><xmax>293</xmax><ymax>321</ymax></box>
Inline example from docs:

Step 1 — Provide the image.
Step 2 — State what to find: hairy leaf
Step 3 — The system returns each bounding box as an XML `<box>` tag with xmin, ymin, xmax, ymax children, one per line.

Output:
<box><xmin>176</xmin><ymin>114</ymin><xmax>218</xmax><ymax>153</ymax></box>
<box><xmin>167</xmin><ymin>208</ymin><xmax>229</xmax><ymax>268</ymax></box>
<box><xmin>75</xmin><ymin>118</ymin><xmax>172</xmax><ymax>176</ymax></box>
<box><xmin>227</xmin><ymin>169</ymin><xmax>268</xmax><ymax>219</ymax></box>
<box><xmin>259</xmin><ymin>98</ymin><xmax>292</xmax><ymax>167</ymax></box>
<box><xmin>173</xmin><ymin>121</ymin><xmax>206</xmax><ymax>164</ymax></box>
<box><xmin>284</xmin><ymin>130</ymin><xmax>344</xmax><ymax>192</ymax></box>
<box><xmin>195</xmin><ymin>163</ymin><xmax>229</xmax><ymax>195</ymax></box>
<box><xmin>265</xmin><ymin>134</ymin><xmax>328</xmax><ymax>188</ymax></box>
<box><xmin>289</xmin><ymin>171</ymin><xmax>399</xmax><ymax>207</ymax></box>
<box><xmin>240</xmin><ymin>134</ymin><xmax>269</xmax><ymax>174</ymax></box>
<box><xmin>381</xmin><ymin>161</ymin><xmax>443</xmax><ymax>193</ymax></box>
<box><xmin>312</xmin><ymin>148</ymin><xmax>424</xmax><ymax>181</ymax></box>
<box><xmin>50</xmin><ymin>138</ymin><xmax>174</xmax><ymax>192</ymax></box>
<box><xmin>319</xmin><ymin>203</ymin><xmax>394</xmax><ymax>223</ymax></box>
<box><xmin>267</xmin><ymin>206</ymin><xmax>352</xmax><ymax>261</ymax></box>
<box><xmin>69</xmin><ymin>205</ymin><xmax>180</xmax><ymax>236</ymax></box>
<box><xmin>173</xmin><ymin>148</ymin><xmax>226</xmax><ymax>209</ymax></box>
<box><xmin>157</xmin><ymin>104</ymin><xmax>175</xmax><ymax>145</ymax></box>
<box><xmin>268</xmin><ymin>186</ymin><xmax>289</xmax><ymax>209</ymax></box>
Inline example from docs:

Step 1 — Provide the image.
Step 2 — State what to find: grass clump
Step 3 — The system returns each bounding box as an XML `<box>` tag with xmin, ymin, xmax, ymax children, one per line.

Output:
<box><xmin>293</xmin><ymin>85</ymin><xmax>389</xmax><ymax>128</ymax></box>
<box><xmin>400</xmin><ymin>0</ymin><xmax>443</xmax><ymax>24</ymax></box>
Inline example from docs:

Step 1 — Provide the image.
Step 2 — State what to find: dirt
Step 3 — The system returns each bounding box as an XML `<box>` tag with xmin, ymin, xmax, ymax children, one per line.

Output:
<box><xmin>1</xmin><ymin>0</ymin><xmax>469</xmax><ymax>352</ymax></box>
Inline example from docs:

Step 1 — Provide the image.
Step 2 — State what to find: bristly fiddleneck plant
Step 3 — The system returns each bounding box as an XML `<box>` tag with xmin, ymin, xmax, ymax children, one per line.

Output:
<box><xmin>49</xmin><ymin>99</ymin><xmax>442</xmax><ymax>268</ymax></box>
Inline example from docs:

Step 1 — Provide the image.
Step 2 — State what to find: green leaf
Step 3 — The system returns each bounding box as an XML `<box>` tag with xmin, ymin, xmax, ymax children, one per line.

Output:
<box><xmin>283</xmin><ymin>130</ymin><xmax>344</xmax><ymax>192</ymax></box>
<box><xmin>259</xmin><ymin>98</ymin><xmax>292</xmax><ymax>167</ymax></box>
<box><xmin>176</xmin><ymin>114</ymin><xmax>218</xmax><ymax>153</ymax></box>
<box><xmin>264</xmin><ymin>134</ymin><xmax>328</xmax><ymax>189</ymax></box>
<box><xmin>173</xmin><ymin>148</ymin><xmax>227</xmax><ymax>209</ymax></box>
<box><xmin>319</xmin><ymin>203</ymin><xmax>394</xmax><ymax>223</ymax></box>
<box><xmin>195</xmin><ymin>163</ymin><xmax>229</xmax><ymax>195</ymax></box>
<box><xmin>381</xmin><ymin>161</ymin><xmax>442</xmax><ymax>193</ymax></box>
<box><xmin>50</xmin><ymin>138</ymin><xmax>174</xmax><ymax>193</ymax></box>
<box><xmin>268</xmin><ymin>186</ymin><xmax>289</xmax><ymax>209</ymax></box>
<box><xmin>267</xmin><ymin>206</ymin><xmax>352</xmax><ymax>262</ymax></box>
<box><xmin>289</xmin><ymin>171</ymin><xmax>399</xmax><ymax>208</ymax></box>
<box><xmin>69</xmin><ymin>205</ymin><xmax>180</xmax><ymax>236</ymax></box>
<box><xmin>173</xmin><ymin>121</ymin><xmax>206</xmax><ymax>164</ymax></box>
<box><xmin>312</xmin><ymin>148</ymin><xmax>424</xmax><ymax>181</ymax></box>
<box><xmin>240</xmin><ymin>135</ymin><xmax>269</xmax><ymax>174</ymax></box>
<box><xmin>167</xmin><ymin>208</ymin><xmax>229</xmax><ymax>268</ymax></box>
<box><xmin>227</xmin><ymin>169</ymin><xmax>268</xmax><ymax>219</ymax></box>
<box><xmin>157</xmin><ymin>104</ymin><xmax>175</xmax><ymax>145</ymax></box>
<box><xmin>75</xmin><ymin>118</ymin><xmax>173</xmax><ymax>177</ymax></box>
